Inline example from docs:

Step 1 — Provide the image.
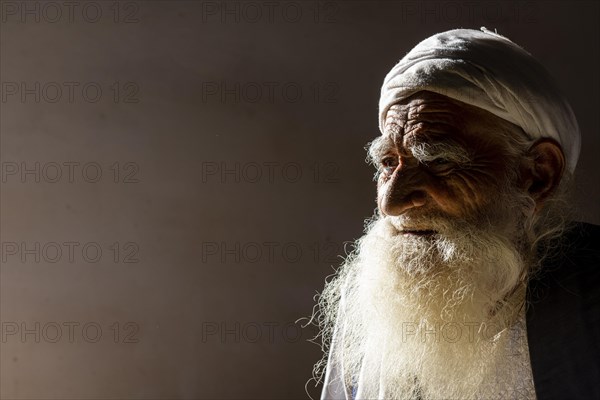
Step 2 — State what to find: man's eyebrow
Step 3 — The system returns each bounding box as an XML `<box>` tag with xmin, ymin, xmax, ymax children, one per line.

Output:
<box><xmin>366</xmin><ymin>135</ymin><xmax>396</xmax><ymax>165</ymax></box>
<box><xmin>409</xmin><ymin>140</ymin><xmax>471</xmax><ymax>163</ymax></box>
<box><xmin>366</xmin><ymin>134</ymin><xmax>472</xmax><ymax>165</ymax></box>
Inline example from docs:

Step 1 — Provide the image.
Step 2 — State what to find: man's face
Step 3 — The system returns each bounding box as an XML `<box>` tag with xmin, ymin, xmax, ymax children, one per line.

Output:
<box><xmin>373</xmin><ymin>91</ymin><xmax>527</xmax><ymax>233</ymax></box>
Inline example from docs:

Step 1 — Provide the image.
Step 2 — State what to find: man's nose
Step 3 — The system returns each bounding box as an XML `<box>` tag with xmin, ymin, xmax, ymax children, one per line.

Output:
<box><xmin>379</xmin><ymin>166</ymin><xmax>427</xmax><ymax>216</ymax></box>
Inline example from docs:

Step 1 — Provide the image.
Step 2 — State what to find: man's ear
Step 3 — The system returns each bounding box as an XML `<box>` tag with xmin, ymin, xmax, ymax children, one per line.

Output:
<box><xmin>519</xmin><ymin>138</ymin><xmax>565</xmax><ymax>210</ymax></box>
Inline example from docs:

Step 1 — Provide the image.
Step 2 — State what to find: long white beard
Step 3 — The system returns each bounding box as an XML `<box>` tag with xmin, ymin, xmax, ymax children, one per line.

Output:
<box><xmin>318</xmin><ymin>198</ymin><xmax>537</xmax><ymax>399</ymax></box>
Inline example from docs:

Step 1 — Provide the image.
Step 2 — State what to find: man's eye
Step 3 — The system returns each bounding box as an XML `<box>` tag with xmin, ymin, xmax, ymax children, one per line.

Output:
<box><xmin>428</xmin><ymin>158</ymin><xmax>451</xmax><ymax>166</ymax></box>
<box><xmin>425</xmin><ymin>158</ymin><xmax>456</xmax><ymax>173</ymax></box>
<box><xmin>380</xmin><ymin>157</ymin><xmax>398</xmax><ymax>170</ymax></box>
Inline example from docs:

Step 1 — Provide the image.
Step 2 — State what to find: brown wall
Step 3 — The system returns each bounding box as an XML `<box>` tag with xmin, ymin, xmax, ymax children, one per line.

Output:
<box><xmin>1</xmin><ymin>1</ymin><xmax>598</xmax><ymax>399</ymax></box>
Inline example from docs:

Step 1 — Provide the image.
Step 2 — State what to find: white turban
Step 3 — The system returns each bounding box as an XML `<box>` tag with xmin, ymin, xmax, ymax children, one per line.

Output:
<box><xmin>379</xmin><ymin>27</ymin><xmax>581</xmax><ymax>173</ymax></box>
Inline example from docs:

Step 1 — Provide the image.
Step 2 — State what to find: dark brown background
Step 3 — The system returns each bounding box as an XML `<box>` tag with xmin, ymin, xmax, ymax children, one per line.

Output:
<box><xmin>1</xmin><ymin>1</ymin><xmax>598</xmax><ymax>399</ymax></box>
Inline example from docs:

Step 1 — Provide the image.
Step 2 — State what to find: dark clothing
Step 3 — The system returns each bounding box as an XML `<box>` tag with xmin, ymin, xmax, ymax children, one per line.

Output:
<box><xmin>526</xmin><ymin>222</ymin><xmax>600</xmax><ymax>400</ymax></box>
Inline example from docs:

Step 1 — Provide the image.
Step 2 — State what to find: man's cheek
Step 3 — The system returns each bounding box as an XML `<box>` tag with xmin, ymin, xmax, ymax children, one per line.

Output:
<box><xmin>422</xmin><ymin>180</ymin><xmax>467</xmax><ymax>217</ymax></box>
<box><xmin>438</xmin><ymin>173</ymin><xmax>497</xmax><ymax>213</ymax></box>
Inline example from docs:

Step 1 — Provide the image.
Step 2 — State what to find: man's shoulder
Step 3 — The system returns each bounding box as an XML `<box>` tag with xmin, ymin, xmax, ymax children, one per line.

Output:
<box><xmin>563</xmin><ymin>220</ymin><xmax>600</xmax><ymax>255</ymax></box>
<box><xmin>533</xmin><ymin>220</ymin><xmax>600</xmax><ymax>285</ymax></box>
<box><xmin>526</xmin><ymin>220</ymin><xmax>600</xmax><ymax>337</ymax></box>
<box><xmin>526</xmin><ymin>221</ymin><xmax>600</xmax><ymax>400</ymax></box>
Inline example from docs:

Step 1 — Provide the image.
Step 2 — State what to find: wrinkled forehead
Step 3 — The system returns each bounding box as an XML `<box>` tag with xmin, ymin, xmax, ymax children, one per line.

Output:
<box><xmin>382</xmin><ymin>90</ymin><xmax>526</xmax><ymax>145</ymax></box>
<box><xmin>382</xmin><ymin>91</ymin><xmax>473</xmax><ymax>142</ymax></box>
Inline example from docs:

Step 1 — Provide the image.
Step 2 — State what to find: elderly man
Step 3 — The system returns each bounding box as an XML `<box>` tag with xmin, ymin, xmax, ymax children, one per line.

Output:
<box><xmin>315</xmin><ymin>28</ymin><xmax>599</xmax><ymax>400</ymax></box>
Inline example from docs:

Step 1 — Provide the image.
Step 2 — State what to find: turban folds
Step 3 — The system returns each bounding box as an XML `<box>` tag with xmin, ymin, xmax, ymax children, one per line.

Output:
<box><xmin>379</xmin><ymin>27</ymin><xmax>581</xmax><ymax>172</ymax></box>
